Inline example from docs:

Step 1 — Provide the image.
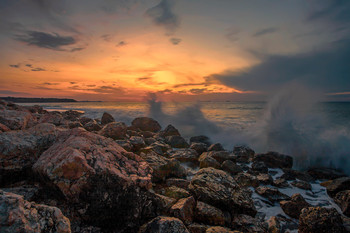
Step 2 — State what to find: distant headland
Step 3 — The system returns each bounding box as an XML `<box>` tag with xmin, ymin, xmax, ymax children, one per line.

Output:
<box><xmin>0</xmin><ymin>97</ymin><xmax>77</xmax><ymax>103</ymax></box>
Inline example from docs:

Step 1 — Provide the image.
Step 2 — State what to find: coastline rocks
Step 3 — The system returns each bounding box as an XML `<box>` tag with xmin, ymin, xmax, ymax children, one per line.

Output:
<box><xmin>255</xmin><ymin>187</ymin><xmax>290</xmax><ymax>203</ymax></box>
<box><xmin>280</xmin><ymin>193</ymin><xmax>311</xmax><ymax>219</ymax></box>
<box><xmin>166</xmin><ymin>178</ymin><xmax>190</xmax><ymax>190</ymax></box>
<box><xmin>325</xmin><ymin>177</ymin><xmax>350</xmax><ymax>197</ymax></box>
<box><xmin>166</xmin><ymin>135</ymin><xmax>189</xmax><ymax>148</ymax></box>
<box><xmin>0</xmin><ymin>109</ymin><xmax>36</xmax><ymax>130</ymax></box>
<box><xmin>194</xmin><ymin>201</ymin><xmax>226</xmax><ymax>226</ymax></box>
<box><xmin>198</xmin><ymin>153</ymin><xmax>221</xmax><ymax>169</ymax></box>
<box><xmin>0</xmin><ymin>123</ymin><xmax>58</xmax><ymax>185</ymax></box>
<box><xmin>83</xmin><ymin>120</ymin><xmax>101</xmax><ymax>132</ymax></box>
<box><xmin>170</xmin><ymin>149</ymin><xmax>199</xmax><ymax>163</ymax></box>
<box><xmin>334</xmin><ymin>190</ymin><xmax>350</xmax><ymax>217</ymax></box>
<box><xmin>98</xmin><ymin>121</ymin><xmax>127</xmax><ymax>139</ymax></box>
<box><xmin>232</xmin><ymin>145</ymin><xmax>255</xmax><ymax>163</ymax></box>
<box><xmin>165</xmin><ymin>186</ymin><xmax>191</xmax><ymax>200</ymax></box>
<box><xmin>190</xmin><ymin>135</ymin><xmax>211</xmax><ymax>147</ymax></box>
<box><xmin>253</xmin><ymin>152</ymin><xmax>293</xmax><ymax>169</ymax></box>
<box><xmin>159</xmin><ymin>124</ymin><xmax>181</xmax><ymax>137</ymax></box>
<box><xmin>190</xmin><ymin>142</ymin><xmax>208</xmax><ymax>155</ymax></box>
<box><xmin>231</xmin><ymin>214</ymin><xmax>267</xmax><ymax>233</ymax></box>
<box><xmin>0</xmin><ymin>190</ymin><xmax>71</xmax><ymax>233</ymax></box>
<box><xmin>129</xmin><ymin>136</ymin><xmax>146</xmax><ymax>151</ymax></box>
<box><xmin>208</xmin><ymin>143</ymin><xmax>224</xmax><ymax>152</ymax></box>
<box><xmin>189</xmin><ymin>168</ymin><xmax>256</xmax><ymax>217</ymax></box>
<box><xmin>298</xmin><ymin>207</ymin><xmax>345</xmax><ymax>233</ymax></box>
<box><xmin>32</xmin><ymin>128</ymin><xmax>152</xmax><ymax>231</ymax></box>
<box><xmin>221</xmin><ymin>160</ymin><xmax>243</xmax><ymax>175</ymax></box>
<box><xmin>307</xmin><ymin>167</ymin><xmax>347</xmax><ymax>180</ymax></box>
<box><xmin>39</xmin><ymin>112</ymin><xmax>65</xmax><ymax>126</ymax></box>
<box><xmin>139</xmin><ymin>216</ymin><xmax>189</xmax><ymax>233</ymax></box>
<box><xmin>101</xmin><ymin>112</ymin><xmax>115</xmax><ymax>125</ymax></box>
<box><xmin>291</xmin><ymin>180</ymin><xmax>312</xmax><ymax>190</ymax></box>
<box><xmin>170</xmin><ymin>196</ymin><xmax>196</xmax><ymax>225</ymax></box>
<box><xmin>0</xmin><ymin>123</ymin><xmax>10</xmax><ymax>132</ymax></box>
<box><xmin>132</xmin><ymin>117</ymin><xmax>161</xmax><ymax>133</ymax></box>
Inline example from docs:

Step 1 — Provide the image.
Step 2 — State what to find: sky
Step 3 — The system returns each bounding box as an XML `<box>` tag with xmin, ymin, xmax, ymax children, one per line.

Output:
<box><xmin>0</xmin><ymin>0</ymin><xmax>349</xmax><ymax>101</ymax></box>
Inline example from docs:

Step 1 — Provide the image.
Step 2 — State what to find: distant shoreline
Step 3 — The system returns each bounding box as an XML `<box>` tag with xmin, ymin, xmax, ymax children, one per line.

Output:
<box><xmin>0</xmin><ymin>97</ymin><xmax>77</xmax><ymax>103</ymax></box>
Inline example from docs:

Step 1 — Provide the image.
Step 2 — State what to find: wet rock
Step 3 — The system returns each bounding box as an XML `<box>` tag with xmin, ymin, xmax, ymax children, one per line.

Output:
<box><xmin>0</xmin><ymin>190</ymin><xmax>71</xmax><ymax>233</ymax></box>
<box><xmin>194</xmin><ymin>201</ymin><xmax>226</xmax><ymax>226</ymax></box>
<box><xmin>280</xmin><ymin>169</ymin><xmax>313</xmax><ymax>182</ymax></box>
<box><xmin>39</xmin><ymin>112</ymin><xmax>65</xmax><ymax>126</ymax></box>
<box><xmin>251</xmin><ymin>161</ymin><xmax>268</xmax><ymax>174</ymax></box>
<box><xmin>166</xmin><ymin>135</ymin><xmax>189</xmax><ymax>148</ymax></box>
<box><xmin>231</xmin><ymin>214</ymin><xmax>267</xmax><ymax>233</ymax></box>
<box><xmin>115</xmin><ymin>139</ymin><xmax>133</xmax><ymax>151</ymax></box>
<box><xmin>198</xmin><ymin>153</ymin><xmax>221</xmax><ymax>169</ymax></box>
<box><xmin>98</xmin><ymin>121</ymin><xmax>127</xmax><ymax>139</ymax></box>
<box><xmin>2</xmin><ymin>184</ymin><xmax>40</xmax><ymax>201</ymax></box>
<box><xmin>255</xmin><ymin>187</ymin><xmax>290</xmax><ymax>203</ymax></box>
<box><xmin>234</xmin><ymin>173</ymin><xmax>259</xmax><ymax>188</ymax></box>
<box><xmin>0</xmin><ymin>123</ymin><xmax>10</xmax><ymax>132</ymax></box>
<box><xmin>129</xmin><ymin>136</ymin><xmax>146</xmax><ymax>151</ymax></box>
<box><xmin>150</xmin><ymin>193</ymin><xmax>177</xmax><ymax>215</ymax></box>
<box><xmin>170</xmin><ymin>149</ymin><xmax>199</xmax><ymax>163</ymax></box>
<box><xmin>187</xmin><ymin>223</ymin><xmax>209</xmax><ymax>233</ymax></box>
<box><xmin>62</xmin><ymin>110</ymin><xmax>83</xmax><ymax>121</ymax></box>
<box><xmin>190</xmin><ymin>142</ymin><xmax>208</xmax><ymax>155</ymax></box>
<box><xmin>253</xmin><ymin>152</ymin><xmax>293</xmax><ymax>169</ymax></box>
<box><xmin>141</xmin><ymin>141</ymin><xmax>171</xmax><ymax>155</ymax></box>
<box><xmin>101</xmin><ymin>112</ymin><xmax>115</xmax><ymax>125</ymax></box>
<box><xmin>267</xmin><ymin>216</ymin><xmax>280</xmax><ymax>233</ymax></box>
<box><xmin>298</xmin><ymin>207</ymin><xmax>345</xmax><ymax>233</ymax></box>
<box><xmin>273</xmin><ymin>178</ymin><xmax>290</xmax><ymax>188</ymax></box>
<box><xmin>334</xmin><ymin>190</ymin><xmax>350</xmax><ymax>217</ymax></box>
<box><xmin>160</xmin><ymin>124</ymin><xmax>181</xmax><ymax>137</ymax></box>
<box><xmin>141</xmin><ymin>151</ymin><xmax>187</xmax><ymax>182</ymax></box>
<box><xmin>170</xmin><ymin>196</ymin><xmax>196</xmax><ymax>225</ymax></box>
<box><xmin>68</xmin><ymin>121</ymin><xmax>83</xmax><ymax>129</ymax></box>
<box><xmin>132</xmin><ymin>117</ymin><xmax>161</xmax><ymax>133</ymax></box>
<box><xmin>256</xmin><ymin>173</ymin><xmax>273</xmax><ymax>185</ymax></box>
<box><xmin>189</xmin><ymin>168</ymin><xmax>256</xmax><ymax>217</ymax></box>
<box><xmin>209</xmin><ymin>151</ymin><xmax>235</xmax><ymax>164</ymax></box>
<box><xmin>190</xmin><ymin>135</ymin><xmax>211</xmax><ymax>147</ymax></box>
<box><xmin>232</xmin><ymin>145</ymin><xmax>255</xmax><ymax>163</ymax></box>
<box><xmin>145</xmin><ymin>137</ymin><xmax>157</xmax><ymax>145</ymax></box>
<box><xmin>291</xmin><ymin>180</ymin><xmax>312</xmax><ymax>190</ymax></box>
<box><xmin>280</xmin><ymin>193</ymin><xmax>311</xmax><ymax>219</ymax></box>
<box><xmin>221</xmin><ymin>160</ymin><xmax>243</xmax><ymax>175</ymax></box>
<box><xmin>166</xmin><ymin>178</ymin><xmax>190</xmax><ymax>190</ymax></box>
<box><xmin>0</xmin><ymin>109</ymin><xmax>36</xmax><ymax>130</ymax></box>
<box><xmin>208</xmin><ymin>143</ymin><xmax>224</xmax><ymax>152</ymax></box>
<box><xmin>307</xmin><ymin>167</ymin><xmax>347</xmax><ymax>180</ymax></box>
<box><xmin>83</xmin><ymin>120</ymin><xmax>102</xmax><ymax>132</ymax></box>
<box><xmin>0</xmin><ymin>123</ymin><xmax>58</xmax><ymax>185</ymax></box>
<box><xmin>79</xmin><ymin>117</ymin><xmax>93</xmax><ymax>125</ymax></box>
<box><xmin>165</xmin><ymin>186</ymin><xmax>191</xmax><ymax>200</ymax></box>
<box><xmin>139</xmin><ymin>216</ymin><xmax>189</xmax><ymax>233</ymax></box>
<box><xmin>326</xmin><ymin>177</ymin><xmax>350</xmax><ymax>197</ymax></box>
<box><xmin>32</xmin><ymin>128</ymin><xmax>152</xmax><ymax>231</ymax></box>
<box><xmin>206</xmin><ymin>226</ymin><xmax>238</xmax><ymax>233</ymax></box>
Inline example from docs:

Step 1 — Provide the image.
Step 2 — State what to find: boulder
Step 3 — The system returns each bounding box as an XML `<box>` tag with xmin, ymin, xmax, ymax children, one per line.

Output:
<box><xmin>221</xmin><ymin>160</ymin><xmax>243</xmax><ymax>175</ymax></box>
<box><xmin>253</xmin><ymin>152</ymin><xmax>293</xmax><ymax>169</ymax></box>
<box><xmin>79</xmin><ymin>117</ymin><xmax>93</xmax><ymax>125</ymax></box>
<box><xmin>190</xmin><ymin>142</ymin><xmax>208</xmax><ymax>155</ymax></box>
<box><xmin>334</xmin><ymin>190</ymin><xmax>350</xmax><ymax>217</ymax></box>
<box><xmin>273</xmin><ymin>178</ymin><xmax>289</xmax><ymax>188</ymax></box>
<box><xmin>115</xmin><ymin>140</ymin><xmax>133</xmax><ymax>151</ymax></box>
<box><xmin>234</xmin><ymin>173</ymin><xmax>259</xmax><ymax>188</ymax></box>
<box><xmin>150</xmin><ymin>193</ymin><xmax>177</xmax><ymax>216</ymax></box>
<box><xmin>194</xmin><ymin>201</ymin><xmax>226</xmax><ymax>226</ymax></box>
<box><xmin>280</xmin><ymin>193</ymin><xmax>311</xmax><ymax>219</ymax></box>
<box><xmin>2</xmin><ymin>184</ymin><xmax>41</xmax><ymax>201</ymax></box>
<box><xmin>187</xmin><ymin>223</ymin><xmax>210</xmax><ymax>233</ymax></box>
<box><xmin>291</xmin><ymin>180</ymin><xmax>312</xmax><ymax>190</ymax></box>
<box><xmin>170</xmin><ymin>196</ymin><xmax>196</xmax><ymax>225</ymax></box>
<box><xmin>256</xmin><ymin>173</ymin><xmax>273</xmax><ymax>185</ymax></box>
<box><xmin>190</xmin><ymin>135</ymin><xmax>211</xmax><ymax>147</ymax></box>
<box><xmin>251</xmin><ymin>161</ymin><xmax>268</xmax><ymax>174</ymax></box>
<box><xmin>198</xmin><ymin>153</ymin><xmax>221</xmax><ymax>169</ymax></box>
<box><xmin>0</xmin><ymin>190</ymin><xmax>71</xmax><ymax>233</ymax></box>
<box><xmin>165</xmin><ymin>186</ymin><xmax>191</xmax><ymax>200</ymax></box>
<box><xmin>326</xmin><ymin>177</ymin><xmax>350</xmax><ymax>197</ymax></box>
<box><xmin>98</xmin><ymin>121</ymin><xmax>127</xmax><ymax>139</ymax></box>
<box><xmin>205</xmin><ymin>226</ymin><xmax>238</xmax><ymax>233</ymax></box>
<box><xmin>307</xmin><ymin>167</ymin><xmax>347</xmax><ymax>180</ymax></box>
<box><xmin>83</xmin><ymin>120</ymin><xmax>102</xmax><ymax>132</ymax></box>
<box><xmin>232</xmin><ymin>145</ymin><xmax>255</xmax><ymax>163</ymax></box>
<box><xmin>170</xmin><ymin>149</ymin><xmax>199</xmax><ymax>163</ymax></box>
<box><xmin>299</xmin><ymin>207</ymin><xmax>345</xmax><ymax>233</ymax></box>
<box><xmin>0</xmin><ymin>123</ymin><xmax>58</xmax><ymax>185</ymax></box>
<box><xmin>166</xmin><ymin>135</ymin><xmax>189</xmax><ymax>148</ymax></box>
<box><xmin>0</xmin><ymin>123</ymin><xmax>10</xmax><ymax>132</ymax></box>
<box><xmin>0</xmin><ymin>109</ymin><xmax>36</xmax><ymax>130</ymax></box>
<box><xmin>129</xmin><ymin>136</ymin><xmax>146</xmax><ymax>151</ymax></box>
<box><xmin>208</xmin><ymin>143</ymin><xmax>224</xmax><ymax>152</ymax></box>
<box><xmin>280</xmin><ymin>169</ymin><xmax>313</xmax><ymax>182</ymax></box>
<box><xmin>139</xmin><ymin>216</ymin><xmax>189</xmax><ymax>233</ymax></box>
<box><xmin>101</xmin><ymin>112</ymin><xmax>115</xmax><ymax>125</ymax></box>
<box><xmin>32</xmin><ymin>128</ymin><xmax>152</xmax><ymax>231</ymax></box>
<box><xmin>160</xmin><ymin>124</ymin><xmax>181</xmax><ymax>137</ymax></box>
<box><xmin>231</xmin><ymin>214</ymin><xmax>267</xmax><ymax>233</ymax></box>
<box><xmin>166</xmin><ymin>178</ymin><xmax>190</xmax><ymax>190</ymax></box>
<box><xmin>208</xmin><ymin>151</ymin><xmax>235</xmax><ymax>164</ymax></box>
<box><xmin>189</xmin><ymin>168</ymin><xmax>256</xmax><ymax>217</ymax></box>
<box><xmin>68</xmin><ymin>121</ymin><xmax>83</xmax><ymax>129</ymax></box>
<box><xmin>39</xmin><ymin>112</ymin><xmax>65</xmax><ymax>126</ymax></box>
<box><xmin>267</xmin><ymin>216</ymin><xmax>280</xmax><ymax>233</ymax></box>
<box><xmin>132</xmin><ymin>117</ymin><xmax>161</xmax><ymax>133</ymax></box>
<box><xmin>62</xmin><ymin>110</ymin><xmax>83</xmax><ymax>121</ymax></box>
<box><xmin>255</xmin><ymin>187</ymin><xmax>290</xmax><ymax>203</ymax></box>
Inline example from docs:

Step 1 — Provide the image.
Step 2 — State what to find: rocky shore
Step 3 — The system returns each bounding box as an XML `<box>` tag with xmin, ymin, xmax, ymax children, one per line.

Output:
<box><xmin>1</xmin><ymin>99</ymin><xmax>350</xmax><ymax>232</ymax></box>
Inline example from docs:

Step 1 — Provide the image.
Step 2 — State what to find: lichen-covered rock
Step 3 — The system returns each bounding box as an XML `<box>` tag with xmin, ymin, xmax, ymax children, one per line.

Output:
<box><xmin>231</xmin><ymin>214</ymin><xmax>267</xmax><ymax>233</ymax></box>
<box><xmin>198</xmin><ymin>153</ymin><xmax>221</xmax><ymax>169</ymax></box>
<box><xmin>232</xmin><ymin>145</ymin><xmax>255</xmax><ymax>163</ymax></box>
<box><xmin>273</xmin><ymin>178</ymin><xmax>289</xmax><ymax>188</ymax></box>
<box><xmin>189</xmin><ymin>168</ymin><xmax>256</xmax><ymax>217</ymax></box>
<box><xmin>208</xmin><ymin>143</ymin><xmax>224</xmax><ymax>152</ymax></box>
<box><xmin>334</xmin><ymin>190</ymin><xmax>350</xmax><ymax>217</ymax></box>
<box><xmin>280</xmin><ymin>193</ymin><xmax>311</xmax><ymax>219</ymax></box>
<box><xmin>256</xmin><ymin>173</ymin><xmax>273</xmax><ymax>185</ymax></box>
<box><xmin>0</xmin><ymin>109</ymin><xmax>36</xmax><ymax>130</ymax></box>
<box><xmin>298</xmin><ymin>207</ymin><xmax>345</xmax><ymax>233</ymax></box>
<box><xmin>139</xmin><ymin>216</ymin><xmax>189</xmax><ymax>233</ymax></box>
<box><xmin>132</xmin><ymin>117</ymin><xmax>161</xmax><ymax>133</ymax></box>
<box><xmin>0</xmin><ymin>123</ymin><xmax>58</xmax><ymax>185</ymax></box>
<box><xmin>166</xmin><ymin>135</ymin><xmax>189</xmax><ymax>148</ymax></box>
<box><xmin>253</xmin><ymin>152</ymin><xmax>292</xmax><ymax>169</ymax></box>
<box><xmin>326</xmin><ymin>177</ymin><xmax>350</xmax><ymax>197</ymax></box>
<box><xmin>170</xmin><ymin>196</ymin><xmax>196</xmax><ymax>225</ymax></box>
<box><xmin>98</xmin><ymin>121</ymin><xmax>127</xmax><ymax>139</ymax></box>
<box><xmin>194</xmin><ymin>201</ymin><xmax>226</xmax><ymax>226</ymax></box>
<box><xmin>267</xmin><ymin>216</ymin><xmax>280</xmax><ymax>233</ymax></box>
<box><xmin>0</xmin><ymin>190</ymin><xmax>71</xmax><ymax>233</ymax></box>
<box><xmin>32</xmin><ymin>128</ymin><xmax>152</xmax><ymax>231</ymax></box>
<box><xmin>101</xmin><ymin>112</ymin><xmax>115</xmax><ymax>125</ymax></box>
<box><xmin>221</xmin><ymin>160</ymin><xmax>243</xmax><ymax>175</ymax></box>
<box><xmin>255</xmin><ymin>187</ymin><xmax>290</xmax><ymax>203</ymax></box>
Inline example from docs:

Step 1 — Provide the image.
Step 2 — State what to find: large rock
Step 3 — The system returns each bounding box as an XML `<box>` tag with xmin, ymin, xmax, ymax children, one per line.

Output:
<box><xmin>165</xmin><ymin>186</ymin><xmax>191</xmax><ymax>200</ymax></box>
<box><xmin>208</xmin><ymin>151</ymin><xmax>235</xmax><ymax>164</ymax></box>
<box><xmin>232</xmin><ymin>145</ymin><xmax>255</xmax><ymax>163</ymax></box>
<box><xmin>231</xmin><ymin>214</ymin><xmax>267</xmax><ymax>233</ymax></box>
<box><xmin>98</xmin><ymin>122</ymin><xmax>127</xmax><ymax>139</ymax></box>
<box><xmin>335</xmin><ymin>190</ymin><xmax>350</xmax><ymax>217</ymax></box>
<box><xmin>255</xmin><ymin>187</ymin><xmax>290</xmax><ymax>203</ymax></box>
<box><xmin>189</xmin><ymin>168</ymin><xmax>256</xmax><ymax>217</ymax></box>
<box><xmin>0</xmin><ymin>123</ymin><xmax>10</xmax><ymax>132</ymax></box>
<box><xmin>149</xmin><ymin>193</ymin><xmax>177</xmax><ymax>216</ymax></box>
<box><xmin>190</xmin><ymin>142</ymin><xmax>208</xmax><ymax>155</ymax></box>
<box><xmin>32</xmin><ymin>128</ymin><xmax>152</xmax><ymax>231</ymax></box>
<box><xmin>206</xmin><ymin>226</ymin><xmax>238</xmax><ymax>233</ymax></box>
<box><xmin>170</xmin><ymin>196</ymin><xmax>196</xmax><ymax>225</ymax></box>
<box><xmin>139</xmin><ymin>216</ymin><xmax>189</xmax><ymax>233</ymax></box>
<box><xmin>280</xmin><ymin>193</ymin><xmax>311</xmax><ymax>219</ymax></box>
<box><xmin>39</xmin><ymin>112</ymin><xmax>65</xmax><ymax>126</ymax></box>
<box><xmin>132</xmin><ymin>117</ymin><xmax>161</xmax><ymax>132</ymax></box>
<box><xmin>101</xmin><ymin>112</ymin><xmax>115</xmax><ymax>125</ymax></box>
<box><xmin>198</xmin><ymin>153</ymin><xmax>221</xmax><ymax>169</ymax></box>
<box><xmin>160</xmin><ymin>124</ymin><xmax>181</xmax><ymax>137</ymax></box>
<box><xmin>0</xmin><ymin>123</ymin><xmax>58</xmax><ymax>185</ymax></box>
<box><xmin>166</xmin><ymin>135</ymin><xmax>189</xmax><ymax>148</ymax></box>
<box><xmin>234</xmin><ymin>173</ymin><xmax>259</xmax><ymax>188</ymax></box>
<box><xmin>190</xmin><ymin>135</ymin><xmax>211</xmax><ymax>147</ymax></box>
<box><xmin>298</xmin><ymin>207</ymin><xmax>345</xmax><ymax>233</ymax></box>
<box><xmin>221</xmin><ymin>160</ymin><xmax>243</xmax><ymax>175</ymax></box>
<box><xmin>194</xmin><ymin>201</ymin><xmax>226</xmax><ymax>226</ymax></box>
<box><xmin>0</xmin><ymin>109</ymin><xmax>36</xmax><ymax>130</ymax></box>
<box><xmin>326</xmin><ymin>177</ymin><xmax>350</xmax><ymax>197</ymax></box>
<box><xmin>0</xmin><ymin>190</ymin><xmax>71</xmax><ymax>233</ymax></box>
<box><xmin>208</xmin><ymin>143</ymin><xmax>224</xmax><ymax>152</ymax></box>
<box><xmin>170</xmin><ymin>149</ymin><xmax>199</xmax><ymax>163</ymax></box>
<box><xmin>253</xmin><ymin>152</ymin><xmax>293</xmax><ymax>169</ymax></box>
<box><xmin>307</xmin><ymin>167</ymin><xmax>347</xmax><ymax>180</ymax></box>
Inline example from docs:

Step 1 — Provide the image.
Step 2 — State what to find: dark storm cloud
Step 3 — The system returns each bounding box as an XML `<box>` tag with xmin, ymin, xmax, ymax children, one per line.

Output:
<box><xmin>14</xmin><ymin>31</ymin><xmax>76</xmax><ymax>51</ymax></box>
<box><xmin>252</xmin><ymin>27</ymin><xmax>279</xmax><ymax>37</ymax></box>
<box><xmin>169</xmin><ymin>37</ymin><xmax>181</xmax><ymax>45</ymax></box>
<box><xmin>209</xmin><ymin>40</ymin><xmax>350</xmax><ymax>93</ymax></box>
<box><xmin>145</xmin><ymin>0</ymin><xmax>179</xmax><ymax>34</ymax></box>
<box><xmin>306</xmin><ymin>0</ymin><xmax>350</xmax><ymax>24</ymax></box>
<box><xmin>9</xmin><ymin>64</ymin><xmax>20</xmax><ymax>68</ymax></box>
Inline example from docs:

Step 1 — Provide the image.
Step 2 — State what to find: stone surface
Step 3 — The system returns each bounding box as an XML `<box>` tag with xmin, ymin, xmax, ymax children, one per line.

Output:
<box><xmin>150</xmin><ymin>193</ymin><xmax>177</xmax><ymax>216</ymax></box>
<box><xmin>291</xmin><ymin>180</ymin><xmax>312</xmax><ymax>190</ymax></box>
<box><xmin>165</xmin><ymin>186</ymin><xmax>191</xmax><ymax>200</ymax></box>
<box><xmin>256</xmin><ymin>173</ymin><xmax>273</xmax><ymax>185</ymax></box>
<box><xmin>307</xmin><ymin>167</ymin><xmax>347</xmax><ymax>180</ymax></box>
<box><xmin>101</xmin><ymin>112</ymin><xmax>115</xmax><ymax>125</ymax></box>
<box><xmin>0</xmin><ymin>123</ymin><xmax>10</xmax><ymax>132</ymax></box>
<box><xmin>98</xmin><ymin>122</ymin><xmax>127</xmax><ymax>140</ymax></box>
<box><xmin>251</xmin><ymin>161</ymin><xmax>268</xmax><ymax>174</ymax></box>
<box><xmin>189</xmin><ymin>168</ymin><xmax>256</xmax><ymax>217</ymax></box>
<box><xmin>255</xmin><ymin>187</ymin><xmax>290</xmax><ymax>203</ymax></box>
<box><xmin>187</xmin><ymin>223</ymin><xmax>209</xmax><ymax>233</ymax></box>
<box><xmin>166</xmin><ymin>178</ymin><xmax>190</xmax><ymax>190</ymax></box>
<box><xmin>208</xmin><ymin>151</ymin><xmax>235</xmax><ymax>164</ymax></box>
<box><xmin>0</xmin><ymin>109</ymin><xmax>36</xmax><ymax>130</ymax></box>
<box><xmin>190</xmin><ymin>142</ymin><xmax>208</xmax><ymax>155</ymax></box>
<box><xmin>129</xmin><ymin>136</ymin><xmax>146</xmax><ymax>151</ymax></box>
<box><xmin>326</xmin><ymin>177</ymin><xmax>350</xmax><ymax>197</ymax></box>
<box><xmin>267</xmin><ymin>216</ymin><xmax>280</xmax><ymax>233</ymax></box>
<box><xmin>280</xmin><ymin>193</ymin><xmax>311</xmax><ymax>219</ymax></box>
<box><xmin>83</xmin><ymin>120</ymin><xmax>101</xmax><ymax>132</ymax></box>
<box><xmin>32</xmin><ymin>128</ymin><xmax>152</xmax><ymax>231</ymax></box>
<box><xmin>334</xmin><ymin>190</ymin><xmax>350</xmax><ymax>217</ymax></box>
<box><xmin>139</xmin><ymin>216</ymin><xmax>189</xmax><ymax>233</ymax></box>
<box><xmin>198</xmin><ymin>153</ymin><xmax>221</xmax><ymax>169</ymax></box>
<box><xmin>298</xmin><ymin>207</ymin><xmax>345</xmax><ymax>233</ymax></box>
<box><xmin>253</xmin><ymin>152</ymin><xmax>293</xmax><ymax>169</ymax></box>
<box><xmin>170</xmin><ymin>196</ymin><xmax>196</xmax><ymax>225</ymax></box>
<box><xmin>206</xmin><ymin>226</ymin><xmax>238</xmax><ymax>233</ymax></box>
<box><xmin>208</xmin><ymin>143</ymin><xmax>224</xmax><ymax>152</ymax></box>
<box><xmin>0</xmin><ymin>190</ymin><xmax>71</xmax><ymax>233</ymax></box>
<box><xmin>170</xmin><ymin>149</ymin><xmax>199</xmax><ymax>163</ymax></box>
<box><xmin>194</xmin><ymin>201</ymin><xmax>226</xmax><ymax>226</ymax></box>
<box><xmin>234</xmin><ymin>173</ymin><xmax>259</xmax><ymax>188</ymax></box>
<box><xmin>39</xmin><ymin>112</ymin><xmax>65</xmax><ymax>126</ymax></box>
<box><xmin>160</xmin><ymin>124</ymin><xmax>181</xmax><ymax>137</ymax></box>
<box><xmin>190</xmin><ymin>135</ymin><xmax>211</xmax><ymax>146</ymax></box>
<box><xmin>166</xmin><ymin>135</ymin><xmax>189</xmax><ymax>148</ymax></box>
<box><xmin>221</xmin><ymin>160</ymin><xmax>243</xmax><ymax>175</ymax></box>
<box><xmin>231</xmin><ymin>214</ymin><xmax>267</xmax><ymax>233</ymax></box>
<box><xmin>132</xmin><ymin>117</ymin><xmax>161</xmax><ymax>133</ymax></box>
<box><xmin>280</xmin><ymin>169</ymin><xmax>313</xmax><ymax>182</ymax></box>
<box><xmin>232</xmin><ymin>145</ymin><xmax>255</xmax><ymax>163</ymax></box>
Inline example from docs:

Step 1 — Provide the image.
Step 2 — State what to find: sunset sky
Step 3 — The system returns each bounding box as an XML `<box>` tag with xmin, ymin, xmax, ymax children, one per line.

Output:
<box><xmin>1</xmin><ymin>0</ymin><xmax>349</xmax><ymax>101</ymax></box>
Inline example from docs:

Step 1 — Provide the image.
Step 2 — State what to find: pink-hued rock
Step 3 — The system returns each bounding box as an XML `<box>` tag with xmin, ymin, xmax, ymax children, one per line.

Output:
<box><xmin>0</xmin><ymin>123</ymin><xmax>59</xmax><ymax>185</ymax></box>
<box><xmin>33</xmin><ymin>128</ymin><xmax>153</xmax><ymax>231</ymax></box>
<box><xmin>132</xmin><ymin>117</ymin><xmax>161</xmax><ymax>132</ymax></box>
<box><xmin>39</xmin><ymin>112</ymin><xmax>66</xmax><ymax>126</ymax></box>
<box><xmin>98</xmin><ymin>121</ymin><xmax>127</xmax><ymax>139</ymax></box>
<box><xmin>0</xmin><ymin>123</ymin><xmax>10</xmax><ymax>132</ymax></box>
<box><xmin>0</xmin><ymin>190</ymin><xmax>71</xmax><ymax>233</ymax></box>
<box><xmin>0</xmin><ymin>109</ymin><xmax>36</xmax><ymax>130</ymax></box>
